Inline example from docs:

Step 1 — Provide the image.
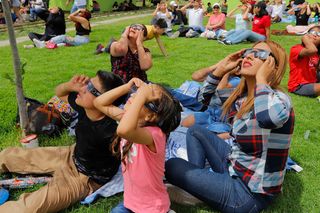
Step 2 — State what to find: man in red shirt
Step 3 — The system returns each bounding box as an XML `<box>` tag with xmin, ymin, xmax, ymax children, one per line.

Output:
<box><xmin>288</xmin><ymin>26</ymin><xmax>320</xmax><ymax>97</ymax></box>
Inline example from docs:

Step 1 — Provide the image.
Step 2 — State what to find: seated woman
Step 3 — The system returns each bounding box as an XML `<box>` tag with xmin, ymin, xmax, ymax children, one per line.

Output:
<box><xmin>219</xmin><ymin>1</ymin><xmax>270</xmax><ymax>45</ymax></box>
<box><xmin>165</xmin><ymin>40</ymin><xmax>295</xmax><ymax>212</ymax></box>
<box><xmin>286</xmin><ymin>1</ymin><xmax>312</xmax><ymax>34</ymax></box>
<box><xmin>221</xmin><ymin>0</ymin><xmax>252</xmax><ymax>41</ymax></box>
<box><xmin>33</xmin><ymin>9</ymin><xmax>91</xmax><ymax>48</ymax></box>
<box><xmin>200</xmin><ymin>3</ymin><xmax>226</xmax><ymax>39</ymax></box>
<box><xmin>288</xmin><ymin>25</ymin><xmax>320</xmax><ymax>97</ymax></box>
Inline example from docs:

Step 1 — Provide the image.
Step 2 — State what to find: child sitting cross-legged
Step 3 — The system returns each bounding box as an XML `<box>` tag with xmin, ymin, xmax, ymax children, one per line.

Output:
<box><xmin>94</xmin><ymin>78</ymin><xmax>182</xmax><ymax>213</ymax></box>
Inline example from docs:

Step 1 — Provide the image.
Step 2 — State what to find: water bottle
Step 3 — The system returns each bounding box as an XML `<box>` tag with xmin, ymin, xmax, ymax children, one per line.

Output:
<box><xmin>315</xmin><ymin>16</ymin><xmax>318</xmax><ymax>24</ymax></box>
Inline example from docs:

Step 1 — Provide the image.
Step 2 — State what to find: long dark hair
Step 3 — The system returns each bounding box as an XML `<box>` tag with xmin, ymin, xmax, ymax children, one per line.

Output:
<box><xmin>111</xmin><ymin>85</ymin><xmax>182</xmax><ymax>165</ymax></box>
<box><xmin>254</xmin><ymin>1</ymin><xmax>269</xmax><ymax>17</ymax></box>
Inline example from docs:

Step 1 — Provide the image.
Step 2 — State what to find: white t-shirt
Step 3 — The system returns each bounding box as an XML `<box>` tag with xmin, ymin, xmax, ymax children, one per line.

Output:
<box><xmin>235</xmin><ymin>13</ymin><xmax>252</xmax><ymax>30</ymax></box>
<box><xmin>156</xmin><ymin>11</ymin><xmax>173</xmax><ymax>32</ymax></box>
<box><xmin>271</xmin><ymin>4</ymin><xmax>284</xmax><ymax>18</ymax></box>
<box><xmin>74</xmin><ymin>0</ymin><xmax>87</xmax><ymax>7</ymax></box>
<box><xmin>186</xmin><ymin>8</ymin><xmax>204</xmax><ymax>27</ymax></box>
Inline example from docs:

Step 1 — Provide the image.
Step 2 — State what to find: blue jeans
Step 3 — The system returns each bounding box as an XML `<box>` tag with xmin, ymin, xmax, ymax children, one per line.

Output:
<box><xmin>189</xmin><ymin>25</ymin><xmax>205</xmax><ymax>33</ymax></box>
<box><xmin>71</xmin><ymin>4</ymin><xmax>86</xmax><ymax>13</ymax></box>
<box><xmin>29</xmin><ymin>8</ymin><xmax>45</xmax><ymax>20</ymax></box>
<box><xmin>51</xmin><ymin>35</ymin><xmax>89</xmax><ymax>46</ymax></box>
<box><xmin>226</xmin><ymin>29</ymin><xmax>266</xmax><ymax>44</ymax></box>
<box><xmin>165</xmin><ymin>126</ymin><xmax>272</xmax><ymax>213</ymax></box>
<box><xmin>170</xmin><ymin>89</ymin><xmax>204</xmax><ymax>111</ymax></box>
<box><xmin>111</xmin><ymin>202</ymin><xmax>133</xmax><ymax>213</ymax></box>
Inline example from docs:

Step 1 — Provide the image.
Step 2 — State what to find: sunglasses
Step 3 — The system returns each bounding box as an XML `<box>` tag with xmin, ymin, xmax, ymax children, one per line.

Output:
<box><xmin>130</xmin><ymin>85</ymin><xmax>159</xmax><ymax>113</ymax></box>
<box><xmin>213</xmin><ymin>6</ymin><xmax>220</xmax><ymax>9</ymax></box>
<box><xmin>242</xmin><ymin>48</ymin><xmax>277</xmax><ymax>64</ymax></box>
<box><xmin>308</xmin><ymin>30</ymin><xmax>320</xmax><ymax>36</ymax></box>
<box><xmin>87</xmin><ymin>81</ymin><xmax>102</xmax><ymax>97</ymax></box>
<box><xmin>130</xmin><ymin>24</ymin><xmax>144</xmax><ymax>31</ymax></box>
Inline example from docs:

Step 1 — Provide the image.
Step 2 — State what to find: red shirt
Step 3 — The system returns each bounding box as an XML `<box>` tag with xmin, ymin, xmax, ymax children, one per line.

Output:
<box><xmin>288</xmin><ymin>44</ymin><xmax>319</xmax><ymax>92</ymax></box>
<box><xmin>252</xmin><ymin>15</ymin><xmax>271</xmax><ymax>37</ymax></box>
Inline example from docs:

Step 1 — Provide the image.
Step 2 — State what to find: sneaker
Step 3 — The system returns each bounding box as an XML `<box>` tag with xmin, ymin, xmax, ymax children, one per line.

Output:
<box><xmin>166</xmin><ymin>183</ymin><xmax>203</xmax><ymax>205</ymax></box>
<box><xmin>23</xmin><ymin>44</ymin><xmax>34</xmax><ymax>49</ymax></box>
<box><xmin>94</xmin><ymin>43</ymin><xmax>104</xmax><ymax>54</ymax></box>
<box><xmin>189</xmin><ymin>31</ymin><xmax>200</xmax><ymax>38</ymax></box>
<box><xmin>170</xmin><ymin>31</ymin><xmax>180</xmax><ymax>38</ymax></box>
<box><xmin>0</xmin><ymin>188</ymin><xmax>9</xmax><ymax>205</ymax></box>
<box><xmin>185</xmin><ymin>29</ymin><xmax>194</xmax><ymax>38</ymax></box>
<box><xmin>57</xmin><ymin>43</ymin><xmax>66</xmax><ymax>47</ymax></box>
<box><xmin>33</xmin><ymin>39</ymin><xmax>45</xmax><ymax>48</ymax></box>
<box><xmin>218</xmin><ymin>39</ymin><xmax>232</xmax><ymax>45</ymax></box>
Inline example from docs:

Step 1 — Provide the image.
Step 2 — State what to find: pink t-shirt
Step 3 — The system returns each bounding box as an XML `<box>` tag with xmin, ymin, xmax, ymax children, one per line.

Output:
<box><xmin>121</xmin><ymin>126</ymin><xmax>170</xmax><ymax>213</ymax></box>
<box><xmin>208</xmin><ymin>13</ymin><xmax>226</xmax><ymax>30</ymax></box>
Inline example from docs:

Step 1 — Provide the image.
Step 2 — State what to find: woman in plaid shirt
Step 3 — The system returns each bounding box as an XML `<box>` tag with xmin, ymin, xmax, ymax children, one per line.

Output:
<box><xmin>165</xmin><ymin>41</ymin><xmax>295</xmax><ymax>212</ymax></box>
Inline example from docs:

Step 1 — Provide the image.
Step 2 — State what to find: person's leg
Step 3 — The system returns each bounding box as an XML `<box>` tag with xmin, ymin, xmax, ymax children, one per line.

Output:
<box><xmin>292</xmin><ymin>83</ymin><xmax>319</xmax><ymax>97</ymax></box>
<box><xmin>28</xmin><ymin>32</ymin><xmax>43</xmax><ymax>42</ymax></box>
<box><xmin>70</xmin><ymin>4</ymin><xmax>78</xmax><ymax>13</ymax></box>
<box><xmin>29</xmin><ymin>8</ymin><xmax>36</xmax><ymax>20</ymax></box>
<box><xmin>0</xmin><ymin>145</ymin><xmax>73</xmax><ymax>174</ymax></box>
<box><xmin>0</xmin><ymin>147</ymin><xmax>100</xmax><ymax>213</ymax></box>
<box><xmin>111</xmin><ymin>201</ymin><xmax>134</xmax><ymax>213</ymax></box>
<box><xmin>50</xmin><ymin>35</ymin><xmax>68</xmax><ymax>45</ymax></box>
<box><xmin>71</xmin><ymin>35</ymin><xmax>90</xmax><ymax>46</ymax></box>
<box><xmin>226</xmin><ymin>29</ymin><xmax>251</xmax><ymax>44</ymax></box>
<box><xmin>165</xmin><ymin>158</ymin><xmax>268</xmax><ymax>212</ymax></box>
<box><xmin>246</xmin><ymin>31</ymin><xmax>266</xmax><ymax>42</ymax></box>
<box><xmin>186</xmin><ymin>125</ymin><xmax>231</xmax><ymax>171</ymax></box>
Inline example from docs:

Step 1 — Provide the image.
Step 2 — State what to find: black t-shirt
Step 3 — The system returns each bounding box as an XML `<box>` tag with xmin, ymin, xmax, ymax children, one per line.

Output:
<box><xmin>68</xmin><ymin>92</ymin><xmax>120</xmax><ymax>184</ymax></box>
<box><xmin>295</xmin><ymin>11</ymin><xmax>310</xmax><ymax>26</ymax></box>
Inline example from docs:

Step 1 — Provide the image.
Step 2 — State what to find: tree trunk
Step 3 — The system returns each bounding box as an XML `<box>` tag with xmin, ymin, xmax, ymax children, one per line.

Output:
<box><xmin>2</xmin><ymin>0</ymin><xmax>28</xmax><ymax>136</ymax></box>
<box><xmin>142</xmin><ymin>0</ymin><xmax>146</xmax><ymax>7</ymax></box>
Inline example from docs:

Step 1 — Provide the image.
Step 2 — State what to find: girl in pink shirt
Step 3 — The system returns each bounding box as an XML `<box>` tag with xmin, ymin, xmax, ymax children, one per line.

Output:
<box><xmin>94</xmin><ymin>78</ymin><xmax>182</xmax><ymax>213</ymax></box>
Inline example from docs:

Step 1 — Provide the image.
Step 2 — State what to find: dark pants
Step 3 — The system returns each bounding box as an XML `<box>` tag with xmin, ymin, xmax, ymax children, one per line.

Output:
<box><xmin>165</xmin><ymin>126</ymin><xmax>273</xmax><ymax>213</ymax></box>
<box><xmin>28</xmin><ymin>32</ymin><xmax>54</xmax><ymax>42</ymax></box>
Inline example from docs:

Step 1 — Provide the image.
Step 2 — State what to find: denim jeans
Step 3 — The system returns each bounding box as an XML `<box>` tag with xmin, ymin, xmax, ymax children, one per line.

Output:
<box><xmin>189</xmin><ymin>25</ymin><xmax>205</xmax><ymax>33</ymax></box>
<box><xmin>226</xmin><ymin>29</ymin><xmax>266</xmax><ymax>44</ymax></box>
<box><xmin>111</xmin><ymin>202</ymin><xmax>133</xmax><ymax>213</ymax></box>
<box><xmin>51</xmin><ymin>35</ymin><xmax>89</xmax><ymax>46</ymax></box>
<box><xmin>170</xmin><ymin>89</ymin><xmax>204</xmax><ymax>111</ymax></box>
<box><xmin>29</xmin><ymin>8</ymin><xmax>45</xmax><ymax>20</ymax></box>
<box><xmin>71</xmin><ymin>4</ymin><xmax>86</xmax><ymax>13</ymax></box>
<box><xmin>165</xmin><ymin>126</ymin><xmax>272</xmax><ymax>213</ymax></box>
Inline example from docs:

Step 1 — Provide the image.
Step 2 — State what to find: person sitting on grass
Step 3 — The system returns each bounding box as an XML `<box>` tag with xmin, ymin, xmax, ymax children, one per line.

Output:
<box><xmin>288</xmin><ymin>25</ymin><xmax>320</xmax><ymax>97</ymax></box>
<box><xmin>286</xmin><ymin>1</ymin><xmax>312</xmax><ymax>34</ymax></box>
<box><xmin>96</xmin><ymin>19</ymin><xmax>169</xmax><ymax>56</ymax></box>
<box><xmin>27</xmin><ymin>7</ymin><xmax>66</xmax><ymax>47</ymax></box>
<box><xmin>33</xmin><ymin>9</ymin><xmax>91</xmax><ymax>48</ymax></box>
<box><xmin>200</xmin><ymin>3</ymin><xmax>226</xmax><ymax>39</ymax></box>
<box><xmin>0</xmin><ymin>71</ymin><xmax>126</xmax><ymax>213</ymax></box>
<box><xmin>152</xmin><ymin>1</ymin><xmax>173</xmax><ymax>36</ymax></box>
<box><xmin>219</xmin><ymin>1</ymin><xmax>270</xmax><ymax>45</ymax></box>
<box><xmin>94</xmin><ymin>78</ymin><xmax>182</xmax><ymax>213</ymax></box>
<box><xmin>165</xmin><ymin>40</ymin><xmax>295</xmax><ymax>213</ymax></box>
<box><xmin>96</xmin><ymin>25</ymin><xmax>152</xmax><ymax>83</ymax></box>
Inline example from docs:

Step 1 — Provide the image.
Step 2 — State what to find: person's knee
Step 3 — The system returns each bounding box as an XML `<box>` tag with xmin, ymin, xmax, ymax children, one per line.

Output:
<box><xmin>165</xmin><ymin>158</ymin><xmax>186</xmax><ymax>179</ymax></box>
<box><xmin>314</xmin><ymin>83</ymin><xmax>320</xmax><ymax>95</ymax></box>
<box><xmin>181</xmin><ymin>115</ymin><xmax>195</xmax><ymax>127</ymax></box>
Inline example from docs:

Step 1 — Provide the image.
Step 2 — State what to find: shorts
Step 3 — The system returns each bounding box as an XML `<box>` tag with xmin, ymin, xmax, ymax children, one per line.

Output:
<box><xmin>293</xmin><ymin>83</ymin><xmax>317</xmax><ymax>97</ymax></box>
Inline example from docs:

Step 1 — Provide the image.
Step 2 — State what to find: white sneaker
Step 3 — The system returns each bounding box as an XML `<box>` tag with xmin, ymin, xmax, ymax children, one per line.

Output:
<box><xmin>33</xmin><ymin>39</ymin><xmax>45</xmax><ymax>48</ymax></box>
<box><xmin>170</xmin><ymin>31</ymin><xmax>180</xmax><ymax>38</ymax></box>
<box><xmin>166</xmin><ymin>183</ymin><xmax>203</xmax><ymax>205</ymax></box>
<box><xmin>185</xmin><ymin>29</ymin><xmax>195</xmax><ymax>38</ymax></box>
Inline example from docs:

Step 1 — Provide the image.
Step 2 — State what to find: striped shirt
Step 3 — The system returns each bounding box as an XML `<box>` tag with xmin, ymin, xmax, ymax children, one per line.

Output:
<box><xmin>206</xmin><ymin>74</ymin><xmax>295</xmax><ymax>195</ymax></box>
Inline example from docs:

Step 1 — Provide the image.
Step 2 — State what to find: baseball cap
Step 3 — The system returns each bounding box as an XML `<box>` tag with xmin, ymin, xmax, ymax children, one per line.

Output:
<box><xmin>170</xmin><ymin>1</ymin><xmax>178</xmax><ymax>7</ymax></box>
<box><xmin>213</xmin><ymin>3</ymin><xmax>220</xmax><ymax>8</ymax></box>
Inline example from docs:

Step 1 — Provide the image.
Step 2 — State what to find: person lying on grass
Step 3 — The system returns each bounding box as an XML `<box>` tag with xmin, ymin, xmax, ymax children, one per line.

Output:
<box><xmin>96</xmin><ymin>19</ymin><xmax>169</xmax><ymax>57</ymax></box>
<box><xmin>288</xmin><ymin>25</ymin><xmax>320</xmax><ymax>97</ymax></box>
<box><xmin>166</xmin><ymin>40</ymin><xmax>295</xmax><ymax>213</ymax></box>
<box><xmin>33</xmin><ymin>9</ymin><xmax>91</xmax><ymax>48</ymax></box>
<box><xmin>0</xmin><ymin>71</ymin><xmax>125</xmax><ymax>213</ymax></box>
<box><xmin>94</xmin><ymin>78</ymin><xmax>182</xmax><ymax>213</ymax></box>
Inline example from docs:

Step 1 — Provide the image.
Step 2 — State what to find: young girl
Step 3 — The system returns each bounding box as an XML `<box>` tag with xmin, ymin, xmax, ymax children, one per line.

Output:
<box><xmin>94</xmin><ymin>78</ymin><xmax>182</xmax><ymax>213</ymax></box>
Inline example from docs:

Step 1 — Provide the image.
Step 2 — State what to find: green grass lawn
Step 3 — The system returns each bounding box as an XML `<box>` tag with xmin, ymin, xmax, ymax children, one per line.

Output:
<box><xmin>0</xmin><ymin>15</ymin><xmax>319</xmax><ymax>212</ymax></box>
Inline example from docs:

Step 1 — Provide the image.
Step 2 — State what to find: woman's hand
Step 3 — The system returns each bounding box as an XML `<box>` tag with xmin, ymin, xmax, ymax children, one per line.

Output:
<box><xmin>256</xmin><ymin>56</ymin><xmax>276</xmax><ymax>85</ymax></box>
<box><xmin>136</xmin><ymin>29</ymin><xmax>144</xmax><ymax>46</ymax></box>
<box><xmin>126</xmin><ymin>78</ymin><xmax>146</xmax><ymax>90</ymax></box>
<box><xmin>214</xmin><ymin>49</ymin><xmax>244</xmax><ymax>77</ymax></box>
<box><xmin>121</xmin><ymin>26</ymin><xmax>130</xmax><ymax>39</ymax></box>
<box><xmin>137</xmin><ymin>84</ymin><xmax>162</xmax><ymax>103</ymax></box>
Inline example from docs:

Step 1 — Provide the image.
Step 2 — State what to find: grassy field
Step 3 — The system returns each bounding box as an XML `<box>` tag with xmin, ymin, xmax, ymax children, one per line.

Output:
<box><xmin>0</xmin><ymin>14</ymin><xmax>320</xmax><ymax>212</ymax></box>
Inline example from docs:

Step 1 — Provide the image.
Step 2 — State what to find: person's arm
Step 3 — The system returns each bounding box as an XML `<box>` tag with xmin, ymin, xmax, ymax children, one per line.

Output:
<box><xmin>226</xmin><ymin>6</ymin><xmax>239</xmax><ymax>18</ymax></box>
<box><xmin>287</xmin><ymin>7</ymin><xmax>295</xmax><ymax>15</ymax></box>
<box><xmin>210</xmin><ymin>14</ymin><xmax>226</xmax><ymax>29</ymax></box>
<box><xmin>110</xmin><ymin>27</ymin><xmax>130</xmax><ymax>57</ymax></box>
<box><xmin>180</xmin><ymin>0</ymin><xmax>192</xmax><ymax>13</ymax></box>
<box><xmin>255</xmin><ymin>57</ymin><xmax>291</xmax><ymax>128</ymax></box>
<box><xmin>299</xmin><ymin>34</ymin><xmax>318</xmax><ymax>57</ymax></box>
<box><xmin>155</xmin><ymin>36</ymin><xmax>168</xmax><ymax>57</ymax></box>
<box><xmin>192</xmin><ymin>60</ymin><xmax>222</xmax><ymax>81</ymax></box>
<box><xmin>265</xmin><ymin>26</ymin><xmax>270</xmax><ymax>41</ymax></box>
<box><xmin>55</xmin><ymin>75</ymin><xmax>89</xmax><ymax>102</ymax></box>
<box><xmin>306</xmin><ymin>4</ymin><xmax>311</xmax><ymax>15</ymax></box>
<box><xmin>136</xmin><ymin>30</ymin><xmax>152</xmax><ymax>70</ymax></box>
<box><xmin>68</xmin><ymin>9</ymin><xmax>90</xmax><ymax>29</ymax></box>
<box><xmin>242</xmin><ymin>5</ymin><xmax>251</xmax><ymax>20</ymax></box>
<box><xmin>152</xmin><ymin>3</ymin><xmax>160</xmax><ymax>16</ymax></box>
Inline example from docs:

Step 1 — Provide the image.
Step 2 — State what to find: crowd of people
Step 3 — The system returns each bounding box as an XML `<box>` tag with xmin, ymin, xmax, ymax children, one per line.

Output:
<box><xmin>1</xmin><ymin>0</ymin><xmax>320</xmax><ymax>212</ymax></box>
